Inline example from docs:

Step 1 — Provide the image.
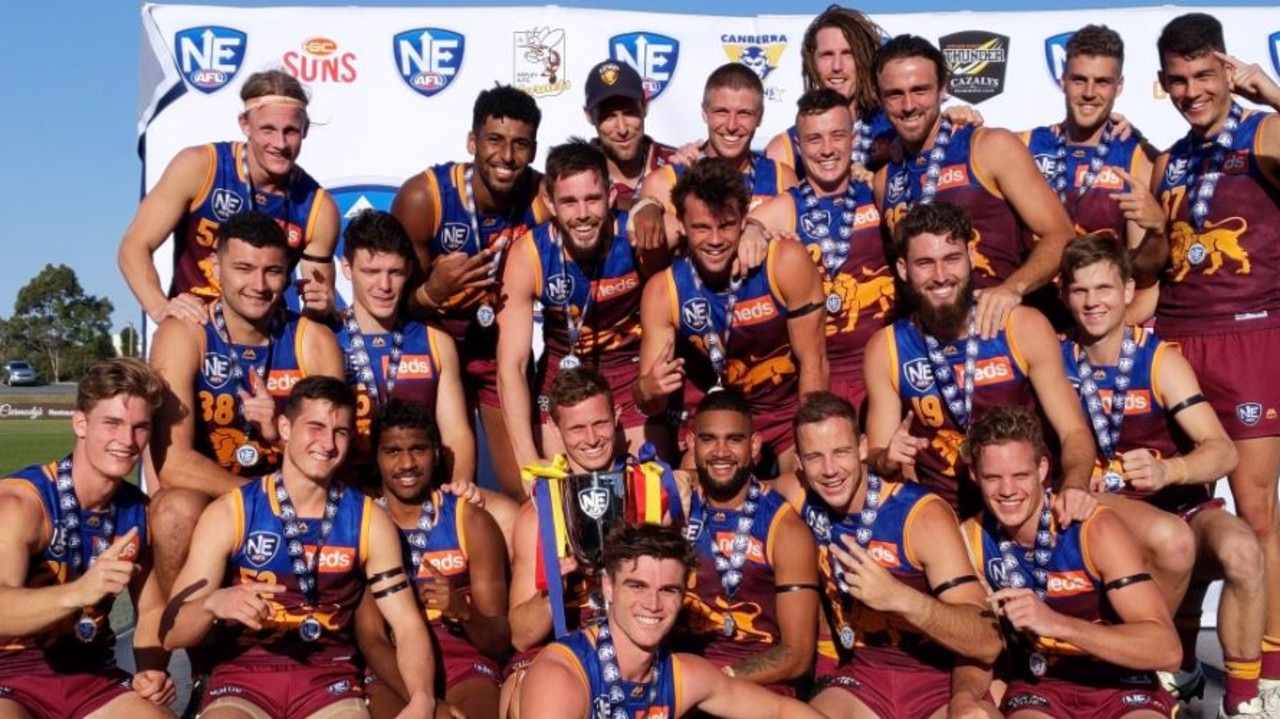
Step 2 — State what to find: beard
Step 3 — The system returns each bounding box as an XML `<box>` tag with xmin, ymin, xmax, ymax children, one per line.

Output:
<box><xmin>904</xmin><ymin>277</ymin><xmax>974</xmax><ymax>341</ymax></box>
<box><xmin>697</xmin><ymin>464</ymin><xmax>752</xmax><ymax>504</ymax></box>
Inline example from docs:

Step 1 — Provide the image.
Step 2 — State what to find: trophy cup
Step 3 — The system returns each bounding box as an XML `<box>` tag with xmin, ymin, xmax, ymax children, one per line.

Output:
<box><xmin>561</xmin><ymin>469</ymin><xmax>629</xmax><ymax>568</ymax></box>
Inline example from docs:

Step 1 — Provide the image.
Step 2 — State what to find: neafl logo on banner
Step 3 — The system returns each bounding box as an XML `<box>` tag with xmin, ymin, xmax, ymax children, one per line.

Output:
<box><xmin>174</xmin><ymin>26</ymin><xmax>247</xmax><ymax>93</ymax></box>
<box><xmin>393</xmin><ymin>28</ymin><xmax>466</xmax><ymax>98</ymax></box>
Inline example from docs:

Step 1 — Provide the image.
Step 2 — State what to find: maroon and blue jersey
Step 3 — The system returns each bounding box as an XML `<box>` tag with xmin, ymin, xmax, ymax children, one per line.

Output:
<box><xmin>594</xmin><ymin>136</ymin><xmax>677</xmax><ymax>211</ymax></box>
<box><xmin>0</xmin><ymin>463</ymin><xmax>148</xmax><ymax>668</ymax></box>
<box><xmin>887</xmin><ymin>315</ymin><xmax>1034</xmax><ymax>512</ymax></box>
<box><xmin>785</xmin><ymin>180</ymin><xmax>893</xmax><ymax>397</ymax></box>
<box><xmin>1022</xmin><ymin>126</ymin><xmax>1146</xmax><ymax>240</ymax></box>
<box><xmin>1156</xmin><ymin>111</ymin><xmax>1280</xmax><ymax>334</ymax></box>
<box><xmin>794</xmin><ymin>481</ymin><xmax>954</xmax><ymax>672</ymax></box>
<box><xmin>418</xmin><ymin>162</ymin><xmax>549</xmax><ymax>340</ymax></box>
<box><xmin>880</xmin><ymin>125</ymin><xmax>1029</xmax><ymax>288</ymax></box>
<box><xmin>1061</xmin><ymin>327</ymin><xmax>1208</xmax><ymax>512</ymax></box>
<box><xmin>520</xmin><ymin>214</ymin><xmax>643</xmax><ymax>372</ymax></box>
<box><xmin>197</xmin><ymin>308</ymin><xmax>314</xmax><ymax>476</ymax></box>
<box><xmin>335</xmin><ymin>320</ymin><xmax>444</xmax><ymax>443</ymax></box>
<box><xmin>221</xmin><ymin>474</ymin><xmax>374</xmax><ymax>666</ymax></box>
<box><xmin>665</xmin><ymin>243</ymin><xmax>798</xmax><ymax>420</ymax></box>
<box><xmin>174</xmin><ymin>141</ymin><xmax>326</xmax><ymax>300</ymax></box>
<box><xmin>679</xmin><ymin>486</ymin><xmax>794</xmax><ymax>667</ymax></box>
<box><xmin>544</xmin><ymin>623</ymin><xmax>680</xmax><ymax>719</ymax></box>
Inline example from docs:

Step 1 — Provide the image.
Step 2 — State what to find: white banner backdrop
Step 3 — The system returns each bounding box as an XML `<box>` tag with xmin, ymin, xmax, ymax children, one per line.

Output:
<box><xmin>140</xmin><ymin>3</ymin><xmax>1280</xmax><ymax>626</ymax></box>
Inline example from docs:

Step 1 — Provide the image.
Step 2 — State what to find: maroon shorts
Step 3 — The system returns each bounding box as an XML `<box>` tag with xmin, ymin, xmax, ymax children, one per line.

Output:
<box><xmin>502</xmin><ymin>648</ymin><xmax>538</xmax><ymax>682</ymax></box>
<box><xmin>0</xmin><ymin>661</ymin><xmax>132</xmax><ymax>719</ymax></box>
<box><xmin>1179</xmin><ymin>496</ymin><xmax>1227</xmax><ymax>524</ymax></box>
<box><xmin>814</xmin><ymin>653</ymin><xmax>951</xmax><ymax>719</ymax></box>
<box><xmin>1002</xmin><ymin>676</ymin><xmax>1174</xmax><ymax>718</ymax></box>
<box><xmin>830</xmin><ymin>369</ymin><xmax>868</xmax><ymax>419</ymax></box>
<box><xmin>538</xmin><ymin>357</ymin><xmax>655</xmax><ymax>431</ymax></box>
<box><xmin>1163</xmin><ymin>325</ymin><xmax>1280</xmax><ymax>440</ymax></box>
<box><xmin>461</xmin><ymin>351</ymin><xmax>501</xmax><ymax>409</ymax></box>
<box><xmin>205</xmin><ymin>661</ymin><xmax>363</xmax><ymax>717</ymax></box>
<box><xmin>436</xmin><ymin>631</ymin><xmax>500</xmax><ymax>689</ymax></box>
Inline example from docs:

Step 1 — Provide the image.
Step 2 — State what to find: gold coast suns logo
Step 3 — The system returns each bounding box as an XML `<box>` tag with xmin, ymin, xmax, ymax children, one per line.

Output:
<box><xmin>721</xmin><ymin>33</ymin><xmax>787</xmax><ymax>102</ymax></box>
<box><xmin>1169</xmin><ymin>217</ymin><xmax>1250</xmax><ymax>281</ymax></box>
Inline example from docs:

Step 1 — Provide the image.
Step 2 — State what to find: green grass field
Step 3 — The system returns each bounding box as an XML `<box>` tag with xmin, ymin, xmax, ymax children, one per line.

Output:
<box><xmin>0</xmin><ymin>420</ymin><xmax>75</xmax><ymax>475</ymax></box>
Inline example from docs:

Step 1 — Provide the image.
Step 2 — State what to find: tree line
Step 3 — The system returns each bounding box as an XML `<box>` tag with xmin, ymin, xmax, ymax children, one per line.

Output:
<box><xmin>0</xmin><ymin>264</ymin><xmax>130</xmax><ymax>383</ymax></box>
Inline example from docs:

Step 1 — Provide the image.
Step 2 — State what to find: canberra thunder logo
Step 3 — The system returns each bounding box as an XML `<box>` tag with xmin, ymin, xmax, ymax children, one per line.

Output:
<box><xmin>722</xmin><ymin>33</ymin><xmax>788</xmax><ymax>102</ymax></box>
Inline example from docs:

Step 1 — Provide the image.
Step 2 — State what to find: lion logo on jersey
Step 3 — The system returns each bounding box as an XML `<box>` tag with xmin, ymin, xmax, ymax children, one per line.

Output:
<box><xmin>932</xmin><ymin>429</ymin><xmax>965</xmax><ymax>478</ymax></box>
<box><xmin>1169</xmin><ymin>217</ymin><xmax>1250</xmax><ymax>282</ymax></box>
<box><xmin>725</xmin><ymin>348</ymin><xmax>795</xmax><ymax>395</ymax></box>
<box><xmin>825</xmin><ymin>271</ymin><xmax>895</xmax><ymax>336</ymax></box>
<box><xmin>968</xmin><ymin>231</ymin><xmax>996</xmax><ymax>278</ymax></box>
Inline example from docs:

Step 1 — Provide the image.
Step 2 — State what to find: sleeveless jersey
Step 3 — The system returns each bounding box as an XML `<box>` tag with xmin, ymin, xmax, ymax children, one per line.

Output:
<box><xmin>786</xmin><ymin>180</ymin><xmax>894</xmax><ymax>386</ymax></box>
<box><xmin>1061</xmin><ymin>327</ymin><xmax>1207</xmax><ymax>510</ymax></box>
<box><xmin>1023</xmin><ymin>125</ymin><xmax>1145</xmax><ymax>240</ymax></box>
<box><xmin>522</xmin><ymin>214</ymin><xmax>642</xmax><ymax>372</ymax></box>
<box><xmin>545</xmin><ymin>623</ymin><xmax>681</xmax><ymax>719</ymax></box>
<box><xmin>887</xmin><ymin>315</ymin><xmax>1034</xmax><ymax>511</ymax></box>
<box><xmin>679</xmin><ymin>485</ymin><xmax>793</xmax><ymax>667</ymax></box>
<box><xmin>795</xmin><ymin>481</ymin><xmax>953</xmax><ymax>672</ymax></box>
<box><xmin>1155</xmin><ymin>111</ymin><xmax>1280</xmax><ymax>333</ymax></box>
<box><xmin>782</xmin><ymin>109</ymin><xmax>895</xmax><ymax>179</ymax></box>
<box><xmin>174</xmin><ymin>141</ymin><xmax>326</xmax><ymax>299</ymax></box>
<box><xmin>880</xmin><ymin>125</ymin><xmax>1028</xmax><ymax>288</ymax></box>
<box><xmin>196</xmin><ymin>307</ymin><xmax>313</xmax><ymax>476</ymax></box>
<box><xmin>666</xmin><ymin>152</ymin><xmax>789</xmax><ymax>210</ymax></box>
<box><xmin>966</xmin><ymin>508</ymin><xmax>1142</xmax><ymax>682</ymax></box>
<box><xmin>394</xmin><ymin>491</ymin><xmax>480</xmax><ymax>650</ymax></box>
<box><xmin>666</xmin><ymin>243</ymin><xmax>797</xmax><ymax>416</ymax></box>
<box><xmin>595</xmin><ymin>136</ymin><xmax>677</xmax><ymax>211</ymax></box>
<box><xmin>336</xmin><ymin>319</ymin><xmax>444</xmax><ymax>442</ymax></box>
<box><xmin>0</xmin><ymin>463</ymin><xmax>148</xmax><ymax>665</ymax></box>
<box><xmin>221</xmin><ymin>474</ymin><xmax>373</xmax><ymax>665</ymax></box>
<box><xmin>420</xmin><ymin>161</ymin><xmax>549</xmax><ymax>340</ymax></box>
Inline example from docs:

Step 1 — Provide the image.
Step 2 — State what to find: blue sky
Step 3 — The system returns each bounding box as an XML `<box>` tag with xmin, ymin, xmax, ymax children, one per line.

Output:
<box><xmin>0</xmin><ymin>0</ymin><xmax>1273</xmax><ymax>334</ymax></box>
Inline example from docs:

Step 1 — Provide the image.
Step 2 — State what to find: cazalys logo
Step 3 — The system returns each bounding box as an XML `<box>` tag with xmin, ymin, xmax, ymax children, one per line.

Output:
<box><xmin>940</xmin><ymin>31</ymin><xmax>1010</xmax><ymax>105</ymax></box>
<box><xmin>393</xmin><ymin>28</ymin><xmax>465</xmax><ymax>98</ymax></box>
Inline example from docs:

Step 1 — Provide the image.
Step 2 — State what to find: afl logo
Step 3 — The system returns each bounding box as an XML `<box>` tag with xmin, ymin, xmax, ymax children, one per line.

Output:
<box><xmin>547</xmin><ymin>274</ymin><xmax>575</xmax><ymax>305</ymax></box>
<box><xmin>886</xmin><ymin>171</ymin><xmax>909</xmax><ymax>205</ymax></box>
<box><xmin>202</xmin><ymin>353</ymin><xmax>234</xmax><ymax>389</ymax></box>
<box><xmin>578</xmin><ymin>486</ymin><xmax>611</xmax><ymax>520</ymax></box>
<box><xmin>244</xmin><ymin>531</ymin><xmax>281</xmax><ymax>567</ymax></box>
<box><xmin>903</xmin><ymin>358</ymin><xmax>936</xmax><ymax>392</ymax></box>
<box><xmin>440</xmin><ymin>222</ymin><xmax>470</xmax><ymax>253</ymax></box>
<box><xmin>174</xmin><ymin>26</ymin><xmax>247</xmax><ymax>94</ymax></box>
<box><xmin>210</xmin><ymin>189</ymin><xmax>243</xmax><ymax>221</ymax></box>
<box><xmin>1164</xmin><ymin>157</ymin><xmax>1190</xmax><ymax>186</ymax></box>
<box><xmin>681</xmin><ymin>297</ymin><xmax>711</xmax><ymax>332</ymax></box>
<box><xmin>393</xmin><ymin>28</ymin><xmax>466</xmax><ymax>98</ymax></box>
<box><xmin>1238</xmin><ymin>402</ymin><xmax>1263</xmax><ymax>427</ymax></box>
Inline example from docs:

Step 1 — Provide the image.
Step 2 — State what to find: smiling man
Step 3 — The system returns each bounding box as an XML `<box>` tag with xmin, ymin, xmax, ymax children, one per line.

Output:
<box><xmin>392</xmin><ymin>85</ymin><xmax>552</xmax><ymax>501</ymax></box>
<box><xmin>118</xmin><ymin>70</ymin><xmax>339</xmax><ymax>325</ymax></box>
<box><xmin>1150</xmin><ymin>16</ymin><xmax>1280</xmax><ymax>709</ymax></box>
<box><xmin>634</xmin><ymin>158</ymin><xmax>827</xmax><ymax>476</ymax></box>
<box><xmin>582</xmin><ymin>60</ymin><xmax>677</xmax><ymax>212</ymax></box>
<box><xmin>519</xmin><ymin>522</ymin><xmax>828</xmax><ymax>719</ymax></box>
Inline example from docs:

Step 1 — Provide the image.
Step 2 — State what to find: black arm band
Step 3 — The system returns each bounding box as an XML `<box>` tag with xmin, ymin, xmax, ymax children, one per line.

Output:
<box><xmin>368</xmin><ymin>567</ymin><xmax>406</xmax><ymax>584</ymax></box>
<box><xmin>299</xmin><ymin>251</ymin><xmax>333</xmax><ymax>264</ymax></box>
<box><xmin>776</xmin><ymin>583</ymin><xmax>821</xmax><ymax>594</ymax></box>
<box><xmin>372</xmin><ymin>580</ymin><xmax>411</xmax><ymax>599</ymax></box>
<box><xmin>787</xmin><ymin>302</ymin><xmax>823</xmax><ymax>319</ymax></box>
<box><xmin>1166</xmin><ymin>394</ymin><xmax>1207</xmax><ymax>418</ymax></box>
<box><xmin>930</xmin><ymin>574</ymin><xmax>979</xmax><ymax>597</ymax></box>
<box><xmin>1103</xmin><ymin>573</ymin><xmax>1153</xmax><ymax>592</ymax></box>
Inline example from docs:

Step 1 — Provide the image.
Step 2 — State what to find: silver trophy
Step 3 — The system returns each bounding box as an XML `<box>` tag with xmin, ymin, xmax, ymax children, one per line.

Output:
<box><xmin>561</xmin><ymin>470</ymin><xmax>629</xmax><ymax>568</ymax></box>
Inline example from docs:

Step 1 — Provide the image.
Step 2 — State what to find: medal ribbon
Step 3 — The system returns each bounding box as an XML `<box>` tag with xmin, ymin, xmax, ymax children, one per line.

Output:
<box><xmin>686</xmin><ymin>257</ymin><xmax>740</xmax><ymax>388</ymax></box>
<box><xmin>594</xmin><ymin>619</ymin><xmax>662</xmax><ymax>719</ymax></box>
<box><xmin>1073</xmin><ymin>326</ymin><xmax>1138</xmax><ymax>460</ymax></box>
<box><xmin>463</xmin><ymin>165</ymin><xmax>516</xmax><ymax>321</ymax></box>
<box><xmin>212</xmin><ymin>300</ymin><xmax>278</xmax><ymax>449</ymax></box>
<box><xmin>553</xmin><ymin>227</ymin><xmax>606</xmax><ymax>362</ymax></box>
<box><xmin>905</xmin><ymin>118</ymin><xmax>953</xmax><ymax>207</ymax></box>
<box><xmin>996</xmin><ymin>492</ymin><xmax>1055</xmax><ymax>600</ymax></box>
<box><xmin>922</xmin><ymin>308</ymin><xmax>980</xmax><ymax>431</ymax></box>
<box><xmin>377</xmin><ymin>492</ymin><xmax>438</xmax><ymax>577</ymax></box>
<box><xmin>271</xmin><ymin>473</ymin><xmax>343</xmax><ymax>610</ymax></box>
<box><xmin>686</xmin><ymin>480</ymin><xmax>762</xmax><ymax>602</ymax></box>
<box><xmin>1188</xmin><ymin>102</ymin><xmax>1243</xmax><ymax>232</ymax></box>
<box><xmin>1049</xmin><ymin>122</ymin><xmax>1115</xmax><ymax>204</ymax></box>
<box><xmin>851</xmin><ymin>117</ymin><xmax>873</xmax><ymax>169</ymax></box>
<box><xmin>797</xmin><ymin>179</ymin><xmax>862</xmax><ymax>279</ymax></box>
<box><xmin>805</xmin><ymin>472</ymin><xmax>883</xmax><ymax>649</ymax></box>
<box><xmin>53</xmin><ymin>455</ymin><xmax>118</xmax><ymax>580</ymax></box>
<box><xmin>342</xmin><ymin>307</ymin><xmax>403</xmax><ymax>408</ymax></box>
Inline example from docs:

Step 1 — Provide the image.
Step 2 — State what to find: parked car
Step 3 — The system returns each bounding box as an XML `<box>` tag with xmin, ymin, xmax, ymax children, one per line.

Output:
<box><xmin>2</xmin><ymin>360</ymin><xmax>38</xmax><ymax>386</ymax></box>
